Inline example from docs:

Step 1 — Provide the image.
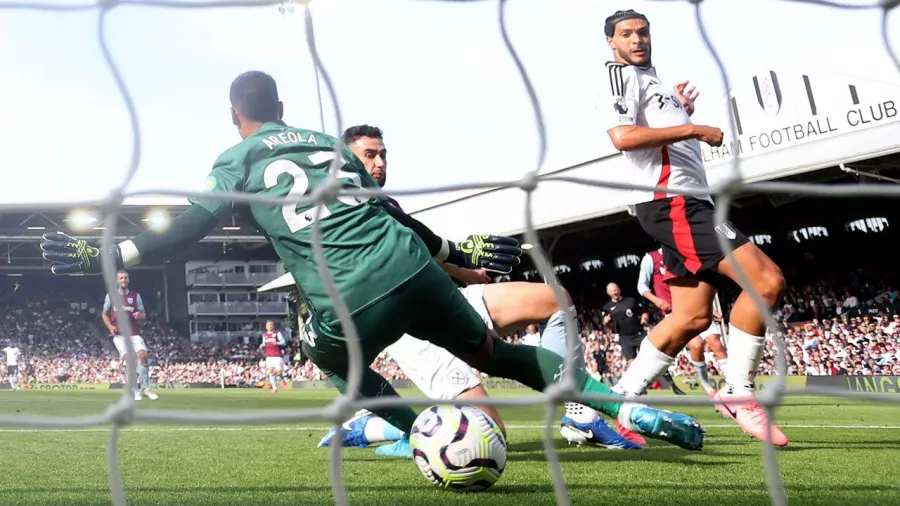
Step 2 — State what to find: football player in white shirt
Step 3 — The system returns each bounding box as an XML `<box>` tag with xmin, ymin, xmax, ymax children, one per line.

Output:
<box><xmin>3</xmin><ymin>343</ymin><xmax>22</xmax><ymax>390</ymax></box>
<box><xmin>317</xmin><ymin>125</ymin><xmax>642</xmax><ymax>452</ymax></box>
<box><xmin>600</xmin><ymin>10</ymin><xmax>788</xmax><ymax>446</ymax></box>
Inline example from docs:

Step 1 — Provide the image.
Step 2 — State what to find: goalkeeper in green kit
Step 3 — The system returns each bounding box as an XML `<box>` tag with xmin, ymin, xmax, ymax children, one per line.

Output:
<box><xmin>40</xmin><ymin>71</ymin><xmax>704</xmax><ymax>456</ymax></box>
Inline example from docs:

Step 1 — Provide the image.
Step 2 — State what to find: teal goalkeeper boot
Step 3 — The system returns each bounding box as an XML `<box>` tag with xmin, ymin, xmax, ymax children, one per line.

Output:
<box><xmin>374</xmin><ymin>435</ymin><xmax>412</xmax><ymax>459</ymax></box>
<box><xmin>628</xmin><ymin>406</ymin><xmax>705</xmax><ymax>451</ymax></box>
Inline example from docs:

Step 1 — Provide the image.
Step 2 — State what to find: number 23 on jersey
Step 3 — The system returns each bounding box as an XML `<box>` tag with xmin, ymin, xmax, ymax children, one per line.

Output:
<box><xmin>263</xmin><ymin>150</ymin><xmax>368</xmax><ymax>233</ymax></box>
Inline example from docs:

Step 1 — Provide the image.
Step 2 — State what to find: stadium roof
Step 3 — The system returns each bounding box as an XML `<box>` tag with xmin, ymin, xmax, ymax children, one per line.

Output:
<box><xmin>409</xmin><ymin>67</ymin><xmax>900</xmax><ymax>240</ymax></box>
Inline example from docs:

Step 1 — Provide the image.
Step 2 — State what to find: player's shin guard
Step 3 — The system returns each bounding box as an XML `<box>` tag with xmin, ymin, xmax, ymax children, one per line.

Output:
<box><xmin>485</xmin><ymin>340</ymin><xmax>623</xmax><ymax>418</ymax></box>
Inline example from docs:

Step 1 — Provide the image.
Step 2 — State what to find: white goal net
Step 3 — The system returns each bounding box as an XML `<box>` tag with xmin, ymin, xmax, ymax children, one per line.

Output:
<box><xmin>0</xmin><ymin>1</ymin><xmax>898</xmax><ymax>506</ymax></box>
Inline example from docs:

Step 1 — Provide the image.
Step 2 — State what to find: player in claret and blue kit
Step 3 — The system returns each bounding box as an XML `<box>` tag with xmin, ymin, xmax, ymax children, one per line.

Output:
<box><xmin>40</xmin><ymin>70</ymin><xmax>706</xmax><ymax>457</ymax></box>
<box><xmin>101</xmin><ymin>269</ymin><xmax>158</xmax><ymax>401</ymax></box>
<box><xmin>260</xmin><ymin>320</ymin><xmax>287</xmax><ymax>393</ymax></box>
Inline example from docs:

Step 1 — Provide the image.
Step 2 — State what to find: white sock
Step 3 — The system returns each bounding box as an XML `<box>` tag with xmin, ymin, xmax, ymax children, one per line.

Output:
<box><xmin>692</xmin><ymin>360</ymin><xmax>711</xmax><ymax>385</ymax></box>
<box><xmin>363</xmin><ymin>417</ymin><xmax>393</xmax><ymax>444</ymax></box>
<box><xmin>717</xmin><ymin>358</ymin><xmax>729</xmax><ymax>376</ymax></box>
<box><xmin>564</xmin><ymin>402</ymin><xmax>600</xmax><ymax>424</ymax></box>
<box><xmin>612</xmin><ymin>339</ymin><xmax>675</xmax><ymax>397</ymax></box>
<box><xmin>615</xmin><ymin>401</ymin><xmax>644</xmax><ymax>431</ymax></box>
<box><xmin>723</xmin><ymin>324</ymin><xmax>765</xmax><ymax>395</ymax></box>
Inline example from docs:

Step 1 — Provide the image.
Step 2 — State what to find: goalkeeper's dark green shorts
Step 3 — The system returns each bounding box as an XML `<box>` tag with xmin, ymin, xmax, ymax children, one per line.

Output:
<box><xmin>301</xmin><ymin>260</ymin><xmax>490</xmax><ymax>373</ymax></box>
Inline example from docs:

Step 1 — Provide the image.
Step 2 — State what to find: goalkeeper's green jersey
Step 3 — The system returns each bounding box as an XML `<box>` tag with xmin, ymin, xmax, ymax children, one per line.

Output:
<box><xmin>189</xmin><ymin>121</ymin><xmax>432</xmax><ymax>330</ymax></box>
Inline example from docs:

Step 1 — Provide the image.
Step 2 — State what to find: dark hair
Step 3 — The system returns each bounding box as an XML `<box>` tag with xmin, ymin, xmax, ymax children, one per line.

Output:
<box><xmin>229</xmin><ymin>71</ymin><xmax>280</xmax><ymax>122</ymax></box>
<box><xmin>342</xmin><ymin>124</ymin><xmax>383</xmax><ymax>145</ymax></box>
<box><xmin>604</xmin><ymin>9</ymin><xmax>649</xmax><ymax>37</ymax></box>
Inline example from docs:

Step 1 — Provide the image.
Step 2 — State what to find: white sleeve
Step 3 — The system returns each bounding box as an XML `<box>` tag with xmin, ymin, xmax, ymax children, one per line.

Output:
<box><xmin>637</xmin><ymin>254</ymin><xmax>654</xmax><ymax>297</ymax></box>
<box><xmin>597</xmin><ymin>63</ymin><xmax>640</xmax><ymax>130</ymax></box>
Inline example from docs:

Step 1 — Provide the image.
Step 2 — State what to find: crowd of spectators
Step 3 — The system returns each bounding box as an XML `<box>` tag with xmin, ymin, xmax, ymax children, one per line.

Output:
<box><xmin>3</xmin><ymin>267</ymin><xmax>899</xmax><ymax>388</ymax></box>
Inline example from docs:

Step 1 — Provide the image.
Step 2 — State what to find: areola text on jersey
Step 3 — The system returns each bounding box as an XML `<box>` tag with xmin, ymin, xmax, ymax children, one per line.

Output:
<box><xmin>104</xmin><ymin>290</ymin><xmax>144</xmax><ymax>329</ymax></box>
<box><xmin>189</xmin><ymin>121</ymin><xmax>432</xmax><ymax>332</ymax></box>
<box><xmin>262</xmin><ymin>331</ymin><xmax>285</xmax><ymax>358</ymax></box>
<box><xmin>599</xmin><ymin>62</ymin><xmax>711</xmax><ymax>204</ymax></box>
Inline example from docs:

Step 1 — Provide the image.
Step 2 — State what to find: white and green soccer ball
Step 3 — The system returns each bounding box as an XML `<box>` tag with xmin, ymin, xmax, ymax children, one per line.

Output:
<box><xmin>409</xmin><ymin>405</ymin><xmax>507</xmax><ymax>492</ymax></box>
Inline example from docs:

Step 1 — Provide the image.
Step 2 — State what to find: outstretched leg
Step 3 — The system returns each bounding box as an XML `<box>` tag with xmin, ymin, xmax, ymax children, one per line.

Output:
<box><xmin>406</xmin><ymin>263</ymin><xmax>704</xmax><ymax>452</ymax></box>
<box><xmin>482</xmin><ymin>283</ymin><xmax>639</xmax><ymax>449</ymax></box>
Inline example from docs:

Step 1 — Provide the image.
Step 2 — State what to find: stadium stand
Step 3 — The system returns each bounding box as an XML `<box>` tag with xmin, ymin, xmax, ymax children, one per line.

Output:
<box><xmin>3</xmin><ymin>264</ymin><xmax>897</xmax><ymax>389</ymax></box>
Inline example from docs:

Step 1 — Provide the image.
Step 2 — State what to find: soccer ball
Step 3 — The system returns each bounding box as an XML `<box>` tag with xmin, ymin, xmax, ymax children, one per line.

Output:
<box><xmin>409</xmin><ymin>405</ymin><xmax>507</xmax><ymax>492</ymax></box>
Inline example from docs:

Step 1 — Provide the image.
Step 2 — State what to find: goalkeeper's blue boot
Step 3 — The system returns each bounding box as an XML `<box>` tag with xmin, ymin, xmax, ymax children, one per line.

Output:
<box><xmin>627</xmin><ymin>406</ymin><xmax>705</xmax><ymax>451</ymax></box>
<box><xmin>559</xmin><ymin>416</ymin><xmax>643</xmax><ymax>450</ymax></box>
<box><xmin>374</xmin><ymin>435</ymin><xmax>412</xmax><ymax>459</ymax></box>
<box><xmin>318</xmin><ymin>411</ymin><xmax>373</xmax><ymax>448</ymax></box>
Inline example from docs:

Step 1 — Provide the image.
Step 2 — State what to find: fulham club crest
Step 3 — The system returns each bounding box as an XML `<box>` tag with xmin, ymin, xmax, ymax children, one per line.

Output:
<box><xmin>752</xmin><ymin>71</ymin><xmax>783</xmax><ymax>117</ymax></box>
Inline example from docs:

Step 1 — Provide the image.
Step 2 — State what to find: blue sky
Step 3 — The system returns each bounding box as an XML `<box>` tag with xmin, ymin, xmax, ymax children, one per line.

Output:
<box><xmin>0</xmin><ymin>0</ymin><xmax>896</xmax><ymax>212</ymax></box>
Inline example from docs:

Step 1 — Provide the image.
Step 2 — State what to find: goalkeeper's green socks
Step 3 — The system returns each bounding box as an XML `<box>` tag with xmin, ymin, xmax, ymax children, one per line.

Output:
<box><xmin>484</xmin><ymin>340</ymin><xmax>623</xmax><ymax>418</ymax></box>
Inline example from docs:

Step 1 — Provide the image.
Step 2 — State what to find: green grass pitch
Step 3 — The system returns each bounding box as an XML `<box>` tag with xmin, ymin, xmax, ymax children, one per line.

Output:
<box><xmin>0</xmin><ymin>388</ymin><xmax>898</xmax><ymax>506</ymax></box>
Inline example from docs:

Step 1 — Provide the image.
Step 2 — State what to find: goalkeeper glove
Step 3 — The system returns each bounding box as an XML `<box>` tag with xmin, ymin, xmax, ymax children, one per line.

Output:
<box><xmin>444</xmin><ymin>234</ymin><xmax>522</xmax><ymax>274</ymax></box>
<box><xmin>40</xmin><ymin>232</ymin><xmax>123</xmax><ymax>275</ymax></box>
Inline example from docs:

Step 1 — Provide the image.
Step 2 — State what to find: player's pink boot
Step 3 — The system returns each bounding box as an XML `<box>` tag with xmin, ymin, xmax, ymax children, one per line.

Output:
<box><xmin>614</xmin><ymin>420</ymin><xmax>647</xmax><ymax>446</ymax></box>
<box><xmin>703</xmin><ymin>384</ymin><xmax>732</xmax><ymax>419</ymax></box>
<box><xmin>715</xmin><ymin>391</ymin><xmax>788</xmax><ymax>447</ymax></box>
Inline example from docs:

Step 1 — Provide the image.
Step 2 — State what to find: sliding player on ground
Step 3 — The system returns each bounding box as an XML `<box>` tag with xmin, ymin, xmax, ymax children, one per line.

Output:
<box><xmin>102</xmin><ymin>270</ymin><xmax>158</xmax><ymax>401</ymax></box>
<box><xmin>260</xmin><ymin>320</ymin><xmax>287</xmax><ymax>393</ymax></box>
<box><xmin>41</xmin><ymin>70</ymin><xmax>705</xmax><ymax>457</ymax></box>
<box><xmin>600</xmin><ymin>10</ymin><xmax>787</xmax><ymax>446</ymax></box>
<box><xmin>317</xmin><ymin>125</ymin><xmax>639</xmax><ymax>451</ymax></box>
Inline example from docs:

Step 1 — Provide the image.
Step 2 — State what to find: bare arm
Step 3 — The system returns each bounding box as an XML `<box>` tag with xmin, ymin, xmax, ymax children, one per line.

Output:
<box><xmin>607</xmin><ymin>124</ymin><xmax>700</xmax><ymax>152</ymax></box>
<box><xmin>642</xmin><ymin>291</ymin><xmax>670</xmax><ymax>312</ymax></box>
<box><xmin>439</xmin><ymin>263</ymin><xmax>490</xmax><ymax>285</ymax></box>
<box><xmin>101</xmin><ymin>309</ymin><xmax>115</xmax><ymax>335</ymax></box>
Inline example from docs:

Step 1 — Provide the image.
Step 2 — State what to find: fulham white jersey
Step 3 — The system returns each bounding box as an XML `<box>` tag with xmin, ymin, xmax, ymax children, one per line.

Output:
<box><xmin>3</xmin><ymin>347</ymin><xmax>21</xmax><ymax>366</ymax></box>
<box><xmin>598</xmin><ymin>62</ymin><xmax>711</xmax><ymax>204</ymax></box>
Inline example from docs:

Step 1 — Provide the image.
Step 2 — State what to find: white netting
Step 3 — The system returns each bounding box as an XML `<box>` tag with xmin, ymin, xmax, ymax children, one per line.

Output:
<box><xmin>1</xmin><ymin>1</ymin><xmax>899</xmax><ymax>505</ymax></box>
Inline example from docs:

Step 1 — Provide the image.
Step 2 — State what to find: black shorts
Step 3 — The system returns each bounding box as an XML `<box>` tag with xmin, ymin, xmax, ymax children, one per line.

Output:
<box><xmin>635</xmin><ymin>196</ymin><xmax>749</xmax><ymax>281</ymax></box>
<box><xmin>620</xmin><ymin>334</ymin><xmax>645</xmax><ymax>360</ymax></box>
<box><xmin>7</xmin><ymin>365</ymin><xmax>18</xmax><ymax>375</ymax></box>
